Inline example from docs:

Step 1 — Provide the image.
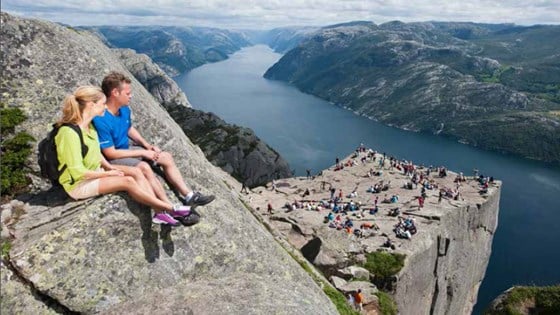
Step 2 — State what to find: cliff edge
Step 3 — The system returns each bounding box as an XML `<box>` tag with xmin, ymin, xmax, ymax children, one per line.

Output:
<box><xmin>241</xmin><ymin>150</ymin><xmax>501</xmax><ymax>314</ymax></box>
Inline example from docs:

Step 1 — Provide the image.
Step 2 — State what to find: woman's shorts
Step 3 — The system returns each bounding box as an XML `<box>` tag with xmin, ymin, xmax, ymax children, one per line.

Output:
<box><xmin>67</xmin><ymin>178</ymin><xmax>100</xmax><ymax>200</ymax></box>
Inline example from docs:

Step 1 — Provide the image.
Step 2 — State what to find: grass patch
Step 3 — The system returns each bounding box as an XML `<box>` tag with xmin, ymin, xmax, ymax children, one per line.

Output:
<box><xmin>1</xmin><ymin>240</ymin><xmax>12</xmax><ymax>260</ymax></box>
<box><xmin>323</xmin><ymin>285</ymin><xmax>361</xmax><ymax>315</ymax></box>
<box><xmin>376</xmin><ymin>291</ymin><xmax>398</xmax><ymax>315</ymax></box>
<box><xmin>362</xmin><ymin>251</ymin><xmax>406</xmax><ymax>278</ymax></box>
<box><xmin>484</xmin><ymin>285</ymin><xmax>560</xmax><ymax>315</ymax></box>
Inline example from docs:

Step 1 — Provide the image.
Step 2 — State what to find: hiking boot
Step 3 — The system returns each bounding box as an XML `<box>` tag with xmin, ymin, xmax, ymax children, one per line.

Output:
<box><xmin>176</xmin><ymin>208</ymin><xmax>201</xmax><ymax>227</ymax></box>
<box><xmin>169</xmin><ymin>204</ymin><xmax>192</xmax><ymax>218</ymax></box>
<box><xmin>184</xmin><ymin>192</ymin><xmax>215</xmax><ymax>206</ymax></box>
<box><xmin>152</xmin><ymin>212</ymin><xmax>179</xmax><ymax>226</ymax></box>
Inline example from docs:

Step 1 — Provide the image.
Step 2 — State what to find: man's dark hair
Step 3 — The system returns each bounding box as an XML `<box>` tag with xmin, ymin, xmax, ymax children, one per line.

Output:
<box><xmin>101</xmin><ymin>71</ymin><xmax>131</xmax><ymax>98</ymax></box>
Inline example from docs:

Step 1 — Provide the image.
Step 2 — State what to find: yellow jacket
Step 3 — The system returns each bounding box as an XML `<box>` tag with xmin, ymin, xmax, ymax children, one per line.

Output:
<box><xmin>55</xmin><ymin>124</ymin><xmax>102</xmax><ymax>192</ymax></box>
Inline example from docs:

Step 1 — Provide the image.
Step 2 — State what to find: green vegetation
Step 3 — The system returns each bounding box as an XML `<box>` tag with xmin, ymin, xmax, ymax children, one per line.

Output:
<box><xmin>484</xmin><ymin>285</ymin><xmax>560</xmax><ymax>315</ymax></box>
<box><xmin>363</xmin><ymin>251</ymin><xmax>406</xmax><ymax>278</ymax></box>
<box><xmin>376</xmin><ymin>291</ymin><xmax>398</xmax><ymax>315</ymax></box>
<box><xmin>1</xmin><ymin>107</ymin><xmax>35</xmax><ymax>196</ymax></box>
<box><xmin>1</xmin><ymin>239</ymin><xmax>11</xmax><ymax>260</ymax></box>
<box><xmin>478</xmin><ymin>66</ymin><xmax>512</xmax><ymax>84</ymax></box>
<box><xmin>323</xmin><ymin>284</ymin><xmax>360</xmax><ymax>315</ymax></box>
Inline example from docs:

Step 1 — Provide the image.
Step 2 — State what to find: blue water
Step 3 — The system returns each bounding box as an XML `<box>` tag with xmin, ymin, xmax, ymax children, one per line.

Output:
<box><xmin>175</xmin><ymin>45</ymin><xmax>560</xmax><ymax>314</ymax></box>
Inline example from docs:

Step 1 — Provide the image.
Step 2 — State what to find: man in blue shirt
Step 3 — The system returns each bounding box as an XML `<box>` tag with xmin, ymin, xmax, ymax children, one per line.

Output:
<box><xmin>93</xmin><ymin>71</ymin><xmax>214</xmax><ymax>208</ymax></box>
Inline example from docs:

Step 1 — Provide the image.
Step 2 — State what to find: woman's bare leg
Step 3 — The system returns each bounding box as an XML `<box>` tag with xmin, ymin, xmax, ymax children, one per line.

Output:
<box><xmin>112</xmin><ymin>165</ymin><xmax>157</xmax><ymax>199</ymax></box>
<box><xmin>98</xmin><ymin>176</ymin><xmax>171</xmax><ymax>213</ymax></box>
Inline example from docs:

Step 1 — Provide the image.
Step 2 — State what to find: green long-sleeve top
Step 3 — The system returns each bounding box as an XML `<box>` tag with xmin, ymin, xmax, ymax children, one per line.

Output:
<box><xmin>55</xmin><ymin>124</ymin><xmax>103</xmax><ymax>192</ymax></box>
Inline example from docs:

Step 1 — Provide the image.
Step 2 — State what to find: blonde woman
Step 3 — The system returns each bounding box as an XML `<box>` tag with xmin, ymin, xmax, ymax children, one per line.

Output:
<box><xmin>55</xmin><ymin>86</ymin><xmax>191</xmax><ymax>225</ymax></box>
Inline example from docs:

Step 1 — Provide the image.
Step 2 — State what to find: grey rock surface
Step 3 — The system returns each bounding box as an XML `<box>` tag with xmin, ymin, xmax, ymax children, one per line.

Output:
<box><xmin>330</xmin><ymin>275</ymin><xmax>348</xmax><ymax>290</ymax></box>
<box><xmin>0</xmin><ymin>12</ymin><xmax>337</xmax><ymax>314</ymax></box>
<box><xmin>0</xmin><ymin>261</ymin><xmax>58</xmax><ymax>315</ymax></box>
<box><xmin>339</xmin><ymin>265</ymin><xmax>371</xmax><ymax>281</ymax></box>
<box><xmin>114</xmin><ymin>48</ymin><xmax>192</xmax><ymax>111</ymax></box>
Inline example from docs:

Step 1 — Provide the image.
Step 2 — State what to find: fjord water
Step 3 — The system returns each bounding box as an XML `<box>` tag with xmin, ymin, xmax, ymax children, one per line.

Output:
<box><xmin>175</xmin><ymin>45</ymin><xmax>560</xmax><ymax>314</ymax></box>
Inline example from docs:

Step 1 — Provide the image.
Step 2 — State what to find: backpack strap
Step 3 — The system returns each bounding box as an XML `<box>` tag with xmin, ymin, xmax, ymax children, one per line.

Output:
<box><xmin>60</xmin><ymin>123</ymin><xmax>89</xmax><ymax>158</ymax></box>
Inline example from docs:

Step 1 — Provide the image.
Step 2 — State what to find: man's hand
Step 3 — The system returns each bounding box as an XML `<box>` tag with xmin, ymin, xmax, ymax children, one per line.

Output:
<box><xmin>143</xmin><ymin>149</ymin><xmax>161</xmax><ymax>162</ymax></box>
<box><xmin>149</xmin><ymin>145</ymin><xmax>162</xmax><ymax>153</ymax></box>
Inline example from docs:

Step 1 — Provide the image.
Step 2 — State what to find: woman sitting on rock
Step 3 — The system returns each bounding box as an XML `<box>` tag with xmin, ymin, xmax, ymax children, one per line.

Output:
<box><xmin>55</xmin><ymin>86</ymin><xmax>192</xmax><ymax>226</ymax></box>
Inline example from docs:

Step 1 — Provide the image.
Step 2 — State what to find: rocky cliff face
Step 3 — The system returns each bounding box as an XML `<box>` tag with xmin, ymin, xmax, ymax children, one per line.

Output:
<box><xmin>114</xmin><ymin>48</ymin><xmax>292</xmax><ymax>187</ymax></box>
<box><xmin>114</xmin><ymin>48</ymin><xmax>192</xmax><ymax>110</ymax></box>
<box><xmin>264</xmin><ymin>21</ymin><xmax>560</xmax><ymax>164</ymax></box>
<box><xmin>394</xmin><ymin>184</ymin><xmax>500</xmax><ymax>315</ymax></box>
<box><xmin>0</xmin><ymin>12</ymin><xmax>337</xmax><ymax>314</ymax></box>
<box><xmin>243</xmin><ymin>151</ymin><xmax>500</xmax><ymax>314</ymax></box>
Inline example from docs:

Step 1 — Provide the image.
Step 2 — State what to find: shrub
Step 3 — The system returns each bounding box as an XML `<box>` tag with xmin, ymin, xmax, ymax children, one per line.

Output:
<box><xmin>1</xmin><ymin>108</ymin><xmax>34</xmax><ymax>196</ymax></box>
<box><xmin>485</xmin><ymin>285</ymin><xmax>560</xmax><ymax>315</ymax></box>
<box><xmin>363</xmin><ymin>251</ymin><xmax>406</xmax><ymax>278</ymax></box>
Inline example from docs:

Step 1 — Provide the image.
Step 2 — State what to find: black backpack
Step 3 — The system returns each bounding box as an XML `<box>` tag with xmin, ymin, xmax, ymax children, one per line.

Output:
<box><xmin>38</xmin><ymin>123</ymin><xmax>88</xmax><ymax>186</ymax></box>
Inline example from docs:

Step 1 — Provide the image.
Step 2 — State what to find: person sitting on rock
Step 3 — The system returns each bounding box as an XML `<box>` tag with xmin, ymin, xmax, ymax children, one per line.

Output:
<box><xmin>92</xmin><ymin>72</ymin><xmax>215</xmax><ymax>207</ymax></box>
<box><xmin>344</xmin><ymin>218</ymin><xmax>354</xmax><ymax>228</ymax></box>
<box><xmin>54</xmin><ymin>86</ymin><xmax>193</xmax><ymax>225</ymax></box>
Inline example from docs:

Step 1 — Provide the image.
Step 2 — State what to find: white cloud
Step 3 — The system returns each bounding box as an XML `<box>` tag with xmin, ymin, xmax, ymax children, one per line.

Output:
<box><xmin>3</xmin><ymin>0</ymin><xmax>560</xmax><ymax>29</ymax></box>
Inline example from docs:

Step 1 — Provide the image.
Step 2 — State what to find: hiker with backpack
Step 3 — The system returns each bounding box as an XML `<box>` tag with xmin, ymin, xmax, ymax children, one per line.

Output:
<box><xmin>49</xmin><ymin>85</ymin><xmax>193</xmax><ymax>226</ymax></box>
<box><xmin>92</xmin><ymin>72</ymin><xmax>214</xmax><ymax>209</ymax></box>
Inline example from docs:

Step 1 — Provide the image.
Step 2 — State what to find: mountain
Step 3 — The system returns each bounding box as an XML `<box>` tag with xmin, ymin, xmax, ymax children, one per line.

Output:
<box><xmin>0</xmin><ymin>12</ymin><xmax>336</xmax><ymax>314</ymax></box>
<box><xmin>264</xmin><ymin>21</ymin><xmax>560</xmax><ymax>163</ymax></box>
<box><xmin>251</xmin><ymin>26</ymin><xmax>321</xmax><ymax>53</ymax></box>
<box><xmin>84</xmin><ymin>25</ymin><xmax>252</xmax><ymax>76</ymax></box>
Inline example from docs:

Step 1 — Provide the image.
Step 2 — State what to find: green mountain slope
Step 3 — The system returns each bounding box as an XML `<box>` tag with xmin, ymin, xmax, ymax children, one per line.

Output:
<box><xmin>264</xmin><ymin>21</ymin><xmax>560</xmax><ymax>163</ymax></box>
<box><xmin>84</xmin><ymin>26</ymin><xmax>251</xmax><ymax>75</ymax></box>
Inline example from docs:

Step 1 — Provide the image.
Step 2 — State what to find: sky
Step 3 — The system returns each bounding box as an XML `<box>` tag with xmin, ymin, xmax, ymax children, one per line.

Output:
<box><xmin>3</xmin><ymin>0</ymin><xmax>560</xmax><ymax>29</ymax></box>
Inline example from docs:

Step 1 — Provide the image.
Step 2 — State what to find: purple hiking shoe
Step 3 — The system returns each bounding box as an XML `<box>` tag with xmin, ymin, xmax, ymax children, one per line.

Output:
<box><xmin>152</xmin><ymin>212</ymin><xmax>179</xmax><ymax>226</ymax></box>
<box><xmin>169</xmin><ymin>204</ymin><xmax>192</xmax><ymax>218</ymax></box>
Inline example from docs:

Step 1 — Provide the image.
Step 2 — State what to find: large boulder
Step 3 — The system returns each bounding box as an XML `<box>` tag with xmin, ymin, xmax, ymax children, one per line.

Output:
<box><xmin>0</xmin><ymin>12</ymin><xmax>337</xmax><ymax>314</ymax></box>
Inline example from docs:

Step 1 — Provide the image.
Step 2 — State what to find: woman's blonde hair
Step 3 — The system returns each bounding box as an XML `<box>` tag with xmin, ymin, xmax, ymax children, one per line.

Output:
<box><xmin>56</xmin><ymin>86</ymin><xmax>104</xmax><ymax>127</ymax></box>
